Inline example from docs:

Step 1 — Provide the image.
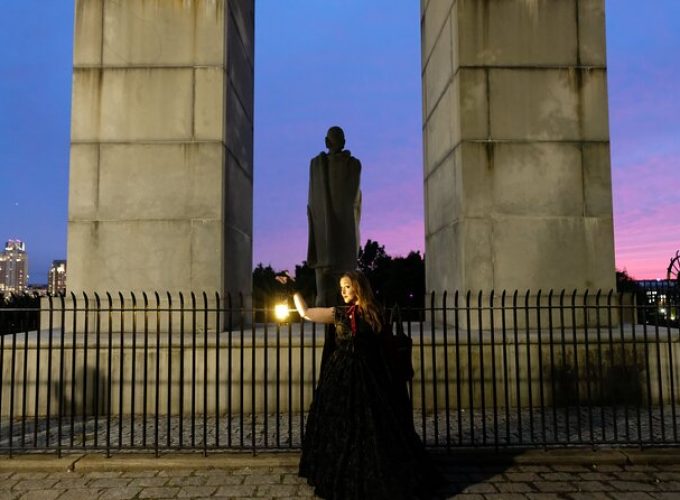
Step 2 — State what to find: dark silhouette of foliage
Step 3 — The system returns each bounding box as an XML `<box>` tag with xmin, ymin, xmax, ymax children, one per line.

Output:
<box><xmin>357</xmin><ymin>241</ymin><xmax>425</xmax><ymax>320</ymax></box>
<box><xmin>0</xmin><ymin>292</ymin><xmax>40</xmax><ymax>335</ymax></box>
<box><xmin>357</xmin><ymin>239</ymin><xmax>390</xmax><ymax>274</ymax></box>
<box><xmin>252</xmin><ymin>240</ymin><xmax>426</xmax><ymax>322</ymax></box>
<box><xmin>252</xmin><ymin>264</ymin><xmax>289</xmax><ymax>322</ymax></box>
<box><xmin>293</xmin><ymin>261</ymin><xmax>316</xmax><ymax>306</ymax></box>
<box><xmin>616</xmin><ymin>268</ymin><xmax>639</xmax><ymax>293</ymax></box>
<box><xmin>358</xmin><ymin>240</ymin><xmax>424</xmax><ymax>303</ymax></box>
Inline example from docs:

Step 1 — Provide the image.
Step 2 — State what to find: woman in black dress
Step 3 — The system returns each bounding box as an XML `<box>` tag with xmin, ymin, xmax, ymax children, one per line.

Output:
<box><xmin>293</xmin><ymin>270</ymin><xmax>438</xmax><ymax>499</ymax></box>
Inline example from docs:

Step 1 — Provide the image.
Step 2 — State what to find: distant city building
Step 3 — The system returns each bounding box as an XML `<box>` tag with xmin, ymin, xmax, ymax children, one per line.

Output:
<box><xmin>48</xmin><ymin>260</ymin><xmax>67</xmax><ymax>295</ymax></box>
<box><xmin>0</xmin><ymin>240</ymin><xmax>29</xmax><ymax>293</ymax></box>
<box><xmin>636</xmin><ymin>279</ymin><xmax>679</xmax><ymax>323</ymax></box>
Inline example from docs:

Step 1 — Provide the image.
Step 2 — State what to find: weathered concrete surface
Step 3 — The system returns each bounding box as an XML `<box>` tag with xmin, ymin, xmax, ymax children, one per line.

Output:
<box><xmin>421</xmin><ymin>0</ymin><xmax>615</xmax><ymax>296</ymax></box>
<box><xmin>3</xmin><ymin>324</ymin><xmax>679</xmax><ymax>417</ymax></box>
<box><xmin>67</xmin><ymin>0</ymin><xmax>254</xmax><ymax>301</ymax></box>
<box><xmin>68</xmin><ymin>0</ymin><xmax>614</xmax><ymax>308</ymax></box>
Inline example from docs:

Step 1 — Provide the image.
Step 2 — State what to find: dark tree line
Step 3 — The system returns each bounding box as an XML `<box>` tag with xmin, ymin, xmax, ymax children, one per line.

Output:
<box><xmin>357</xmin><ymin>240</ymin><xmax>425</xmax><ymax>313</ymax></box>
<box><xmin>616</xmin><ymin>269</ymin><xmax>639</xmax><ymax>293</ymax></box>
<box><xmin>0</xmin><ymin>293</ymin><xmax>41</xmax><ymax>335</ymax></box>
<box><xmin>252</xmin><ymin>240</ymin><xmax>425</xmax><ymax>320</ymax></box>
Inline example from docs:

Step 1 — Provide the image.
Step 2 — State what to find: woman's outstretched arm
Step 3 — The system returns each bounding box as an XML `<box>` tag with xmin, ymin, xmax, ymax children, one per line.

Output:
<box><xmin>293</xmin><ymin>293</ymin><xmax>334</xmax><ymax>324</ymax></box>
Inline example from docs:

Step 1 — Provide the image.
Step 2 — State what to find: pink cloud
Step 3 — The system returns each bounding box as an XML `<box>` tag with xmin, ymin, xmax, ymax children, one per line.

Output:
<box><xmin>612</xmin><ymin>152</ymin><xmax>680</xmax><ymax>279</ymax></box>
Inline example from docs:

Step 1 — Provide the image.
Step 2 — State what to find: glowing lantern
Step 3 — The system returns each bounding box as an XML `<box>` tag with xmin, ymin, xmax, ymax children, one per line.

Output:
<box><xmin>274</xmin><ymin>303</ymin><xmax>290</xmax><ymax>321</ymax></box>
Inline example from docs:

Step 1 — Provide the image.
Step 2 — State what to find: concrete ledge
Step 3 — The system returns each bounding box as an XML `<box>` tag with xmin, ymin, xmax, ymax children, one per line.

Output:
<box><xmin>0</xmin><ymin>453</ymin><xmax>82</xmax><ymax>471</ymax></box>
<box><xmin>432</xmin><ymin>447</ymin><xmax>680</xmax><ymax>467</ymax></box>
<box><xmin>623</xmin><ymin>448</ymin><xmax>680</xmax><ymax>465</ymax></box>
<box><xmin>0</xmin><ymin>451</ymin><xmax>299</xmax><ymax>472</ymax></box>
<box><xmin>3</xmin><ymin>448</ymin><xmax>680</xmax><ymax>472</ymax></box>
<box><xmin>74</xmin><ymin>452</ymin><xmax>300</xmax><ymax>471</ymax></box>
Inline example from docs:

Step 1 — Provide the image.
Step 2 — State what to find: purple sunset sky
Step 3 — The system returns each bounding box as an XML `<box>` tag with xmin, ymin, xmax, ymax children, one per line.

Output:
<box><xmin>1</xmin><ymin>1</ymin><xmax>679</xmax><ymax>283</ymax></box>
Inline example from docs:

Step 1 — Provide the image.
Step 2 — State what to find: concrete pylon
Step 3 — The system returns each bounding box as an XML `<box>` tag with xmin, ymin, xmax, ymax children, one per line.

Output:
<box><xmin>421</xmin><ymin>0</ymin><xmax>615</xmax><ymax>294</ymax></box>
<box><xmin>67</xmin><ymin>0</ymin><xmax>253</xmax><ymax>300</ymax></box>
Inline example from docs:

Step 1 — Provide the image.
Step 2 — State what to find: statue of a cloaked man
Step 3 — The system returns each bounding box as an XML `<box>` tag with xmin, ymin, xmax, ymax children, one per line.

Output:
<box><xmin>306</xmin><ymin>126</ymin><xmax>362</xmax><ymax>307</ymax></box>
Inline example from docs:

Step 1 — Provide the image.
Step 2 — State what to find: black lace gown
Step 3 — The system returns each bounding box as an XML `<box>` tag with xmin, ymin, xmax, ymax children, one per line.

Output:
<box><xmin>299</xmin><ymin>306</ymin><xmax>438</xmax><ymax>499</ymax></box>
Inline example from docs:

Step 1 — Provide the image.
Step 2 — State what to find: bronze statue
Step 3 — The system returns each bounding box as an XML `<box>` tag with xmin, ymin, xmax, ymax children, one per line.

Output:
<box><xmin>307</xmin><ymin>126</ymin><xmax>362</xmax><ymax>306</ymax></box>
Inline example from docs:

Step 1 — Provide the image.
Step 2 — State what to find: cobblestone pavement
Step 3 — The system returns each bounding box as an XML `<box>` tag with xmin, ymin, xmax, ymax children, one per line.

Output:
<box><xmin>2</xmin><ymin>406</ymin><xmax>678</xmax><ymax>451</ymax></box>
<box><xmin>3</xmin><ymin>453</ymin><xmax>680</xmax><ymax>499</ymax></box>
<box><xmin>435</xmin><ymin>462</ymin><xmax>680</xmax><ymax>499</ymax></box>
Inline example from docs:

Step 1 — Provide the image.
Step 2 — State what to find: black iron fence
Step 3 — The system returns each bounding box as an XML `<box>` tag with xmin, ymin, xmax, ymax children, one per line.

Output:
<box><xmin>0</xmin><ymin>289</ymin><xmax>679</xmax><ymax>456</ymax></box>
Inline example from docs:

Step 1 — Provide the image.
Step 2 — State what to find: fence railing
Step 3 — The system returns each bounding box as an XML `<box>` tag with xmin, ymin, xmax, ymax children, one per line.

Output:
<box><xmin>0</xmin><ymin>289</ymin><xmax>679</xmax><ymax>456</ymax></box>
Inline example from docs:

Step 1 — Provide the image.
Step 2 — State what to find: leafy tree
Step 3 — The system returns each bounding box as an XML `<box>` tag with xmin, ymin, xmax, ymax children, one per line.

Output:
<box><xmin>0</xmin><ymin>293</ymin><xmax>40</xmax><ymax>335</ymax></box>
<box><xmin>358</xmin><ymin>239</ymin><xmax>390</xmax><ymax>274</ymax></box>
<box><xmin>616</xmin><ymin>268</ymin><xmax>638</xmax><ymax>293</ymax></box>
<box><xmin>252</xmin><ymin>264</ymin><xmax>288</xmax><ymax>321</ymax></box>
<box><xmin>357</xmin><ymin>239</ymin><xmax>391</xmax><ymax>302</ymax></box>
<box><xmin>293</xmin><ymin>261</ymin><xmax>316</xmax><ymax>305</ymax></box>
<box><xmin>251</xmin><ymin>241</ymin><xmax>426</xmax><ymax>322</ymax></box>
<box><xmin>357</xmin><ymin>241</ymin><xmax>425</xmax><ymax>319</ymax></box>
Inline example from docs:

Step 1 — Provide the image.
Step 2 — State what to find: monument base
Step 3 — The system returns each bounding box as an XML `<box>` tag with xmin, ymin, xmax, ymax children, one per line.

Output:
<box><xmin>1</xmin><ymin>324</ymin><xmax>677</xmax><ymax>419</ymax></box>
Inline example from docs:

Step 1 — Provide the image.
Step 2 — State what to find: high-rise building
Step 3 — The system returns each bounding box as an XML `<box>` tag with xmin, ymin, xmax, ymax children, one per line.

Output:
<box><xmin>0</xmin><ymin>240</ymin><xmax>29</xmax><ymax>293</ymax></box>
<box><xmin>48</xmin><ymin>260</ymin><xmax>67</xmax><ymax>295</ymax></box>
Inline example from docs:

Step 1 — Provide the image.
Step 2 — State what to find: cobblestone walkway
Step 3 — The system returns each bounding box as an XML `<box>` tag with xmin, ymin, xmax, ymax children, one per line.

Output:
<box><xmin>436</xmin><ymin>462</ymin><xmax>680</xmax><ymax>499</ymax></box>
<box><xmin>0</xmin><ymin>466</ymin><xmax>316</xmax><ymax>500</ymax></box>
<box><xmin>2</xmin><ymin>406</ymin><xmax>678</xmax><ymax>451</ymax></box>
<box><xmin>3</xmin><ymin>456</ymin><xmax>680</xmax><ymax>499</ymax></box>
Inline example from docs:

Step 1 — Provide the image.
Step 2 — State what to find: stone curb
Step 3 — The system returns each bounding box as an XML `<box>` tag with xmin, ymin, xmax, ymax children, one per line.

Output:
<box><xmin>1</xmin><ymin>448</ymin><xmax>680</xmax><ymax>472</ymax></box>
<box><xmin>74</xmin><ymin>452</ymin><xmax>301</xmax><ymax>471</ymax></box>
<box><xmin>0</xmin><ymin>453</ymin><xmax>83</xmax><ymax>471</ymax></box>
<box><xmin>431</xmin><ymin>447</ymin><xmax>680</xmax><ymax>466</ymax></box>
<box><xmin>0</xmin><ymin>452</ymin><xmax>299</xmax><ymax>473</ymax></box>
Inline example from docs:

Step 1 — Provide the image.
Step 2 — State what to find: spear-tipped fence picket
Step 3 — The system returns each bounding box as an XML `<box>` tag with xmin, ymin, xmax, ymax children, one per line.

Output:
<box><xmin>0</xmin><ymin>287</ymin><xmax>679</xmax><ymax>456</ymax></box>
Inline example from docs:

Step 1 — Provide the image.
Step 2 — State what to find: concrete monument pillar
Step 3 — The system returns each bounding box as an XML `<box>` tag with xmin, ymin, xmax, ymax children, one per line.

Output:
<box><xmin>421</xmin><ymin>0</ymin><xmax>615</xmax><ymax>294</ymax></box>
<box><xmin>67</xmin><ymin>0</ymin><xmax>253</xmax><ymax>298</ymax></box>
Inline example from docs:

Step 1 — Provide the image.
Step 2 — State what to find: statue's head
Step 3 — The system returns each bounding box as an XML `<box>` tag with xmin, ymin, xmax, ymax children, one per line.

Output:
<box><xmin>325</xmin><ymin>126</ymin><xmax>345</xmax><ymax>154</ymax></box>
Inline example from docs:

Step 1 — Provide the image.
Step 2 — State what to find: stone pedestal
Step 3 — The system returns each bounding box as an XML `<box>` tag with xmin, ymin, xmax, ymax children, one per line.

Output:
<box><xmin>67</xmin><ymin>0</ymin><xmax>254</xmax><ymax>300</ymax></box>
<box><xmin>421</xmin><ymin>0</ymin><xmax>615</xmax><ymax>294</ymax></box>
<box><xmin>3</xmin><ymin>325</ymin><xmax>677</xmax><ymax>418</ymax></box>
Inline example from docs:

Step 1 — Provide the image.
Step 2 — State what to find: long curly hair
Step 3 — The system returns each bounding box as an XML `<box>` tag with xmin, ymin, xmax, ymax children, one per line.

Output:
<box><xmin>341</xmin><ymin>270</ymin><xmax>383</xmax><ymax>333</ymax></box>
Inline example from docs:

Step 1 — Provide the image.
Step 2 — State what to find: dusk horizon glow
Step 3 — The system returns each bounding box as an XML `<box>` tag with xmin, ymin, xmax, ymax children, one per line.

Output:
<box><xmin>1</xmin><ymin>1</ymin><xmax>679</xmax><ymax>285</ymax></box>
